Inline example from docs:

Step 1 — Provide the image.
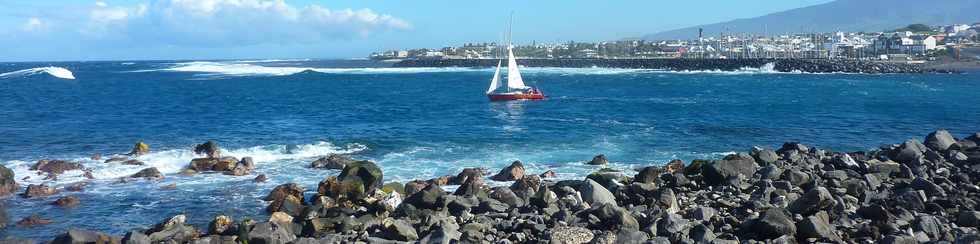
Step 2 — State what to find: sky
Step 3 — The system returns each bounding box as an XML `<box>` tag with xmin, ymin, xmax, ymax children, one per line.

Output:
<box><xmin>0</xmin><ymin>0</ymin><xmax>834</xmax><ymax>61</ymax></box>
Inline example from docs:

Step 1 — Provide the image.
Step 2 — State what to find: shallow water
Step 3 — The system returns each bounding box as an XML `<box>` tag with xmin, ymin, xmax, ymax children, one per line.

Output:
<box><xmin>0</xmin><ymin>60</ymin><xmax>978</xmax><ymax>238</ymax></box>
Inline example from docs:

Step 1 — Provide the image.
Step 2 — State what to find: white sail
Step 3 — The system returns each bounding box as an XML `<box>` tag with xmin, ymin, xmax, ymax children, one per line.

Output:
<box><xmin>506</xmin><ymin>46</ymin><xmax>529</xmax><ymax>90</ymax></box>
<box><xmin>487</xmin><ymin>60</ymin><xmax>502</xmax><ymax>94</ymax></box>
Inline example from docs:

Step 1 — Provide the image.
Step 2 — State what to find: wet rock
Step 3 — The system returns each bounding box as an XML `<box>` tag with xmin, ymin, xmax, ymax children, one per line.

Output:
<box><xmin>488</xmin><ymin>187</ymin><xmax>523</xmax><ymax>207</ymax></box>
<box><xmin>31</xmin><ymin>160</ymin><xmax>83</xmax><ymax>175</ymax></box>
<box><xmin>588</xmin><ymin>154</ymin><xmax>609</xmax><ymax>165</ymax></box>
<box><xmin>549</xmin><ymin>226</ymin><xmax>594</xmax><ymax>243</ymax></box>
<box><xmin>0</xmin><ymin>165</ymin><xmax>18</xmax><ymax>197</ymax></box>
<box><xmin>311</xmin><ymin>154</ymin><xmax>353</xmax><ymax>170</ymax></box>
<box><xmin>586</xmin><ymin>203</ymin><xmax>639</xmax><ymax>231</ymax></box>
<box><xmin>453</xmin><ymin>175</ymin><xmax>486</xmax><ymax>197</ymax></box>
<box><xmin>130</xmin><ymin>140</ymin><xmax>150</xmax><ymax>156</ymax></box>
<box><xmin>22</xmin><ymin>184</ymin><xmax>57</xmax><ymax>198</ymax></box>
<box><xmin>539</xmin><ymin>170</ymin><xmax>557</xmax><ymax>178</ymax></box>
<box><xmin>130</xmin><ymin>167</ymin><xmax>163</xmax><ymax>180</ymax></box>
<box><xmin>510</xmin><ymin>174</ymin><xmax>541</xmax><ymax>195</ymax></box>
<box><xmin>581</xmin><ymin>179</ymin><xmax>616</xmax><ymax>206</ymax></box>
<box><xmin>254</xmin><ymin>174</ymin><xmax>268</xmax><ymax>183</ymax></box>
<box><xmin>208</xmin><ymin>215</ymin><xmax>234</xmax><ymax>235</ymax></box>
<box><xmin>490</xmin><ymin>160</ymin><xmax>525</xmax><ymax>181</ymax></box>
<box><xmin>52</xmin><ymin>196</ymin><xmax>80</xmax><ymax>207</ymax></box>
<box><xmin>52</xmin><ymin>229</ymin><xmax>116</xmax><ymax>244</ymax></box>
<box><xmin>748</xmin><ymin>208</ymin><xmax>796</xmax><ymax>240</ymax></box>
<box><xmin>194</xmin><ymin>140</ymin><xmax>221</xmax><ymax>158</ymax></box>
<box><xmin>225</xmin><ymin>157</ymin><xmax>255</xmax><ymax>176</ymax></box>
<box><xmin>265</xmin><ymin>183</ymin><xmax>305</xmax><ymax>216</ymax></box>
<box><xmin>702</xmin><ymin>153</ymin><xmax>758</xmax><ymax>186</ymax></box>
<box><xmin>331</xmin><ymin>160</ymin><xmax>384</xmax><ymax>200</ymax></box>
<box><xmin>925</xmin><ymin>130</ymin><xmax>956</xmax><ymax>152</ymax></box>
<box><xmin>211</xmin><ymin>156</ymin><xmax>240</xmax><ymax>172</ymax></box>
<box><xmin>65</xmin><ymin>182</ymin><xmax>87</xmax><ymax>192</ymax></box>
<box><xmin>752</xmin><ymin>148</ymin><xmax>779</xmax><ymax>166</ymax></box>
<box><xmin>16</xmin><ymin>214</ymin><xmax>52</xmax><ymax>227</ymax></box>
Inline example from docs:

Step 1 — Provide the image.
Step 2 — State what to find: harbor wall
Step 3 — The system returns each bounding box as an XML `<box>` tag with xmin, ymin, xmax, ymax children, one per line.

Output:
<box><xmin>393</xmin><ymin>58</ymin><xmax>950</xmax><ymax>74</ymax></box>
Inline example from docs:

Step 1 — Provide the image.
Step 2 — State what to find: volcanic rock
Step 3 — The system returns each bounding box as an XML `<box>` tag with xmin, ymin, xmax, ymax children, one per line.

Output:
<box><xmin>193</xmin><ymin>140</ymin><xmax>221</xmax><ymax>158</ymax></box>
<box><xmin>311</xmin><ymin>154</ymin><xmax>353</xmax><ymax>170</ymax></box>
<box><xmin>0</xmin><ymin>165</ymin><xmax>18</xmax><ymax>197</ymax></box>
<box><xmin>31</xmin><ymin>160</ymin><xmax>83</xmax><ymax>175</ymax></box>
<box><xmin>490</xmin><ymin>160</ymin><xmax>525</xmax><ymax>181</ymax></box>
<box><xmin>22</xmin><ymin>184</ymin><xmax>57</xmax><ymax>198</ymax></box>
<box><xmin>588</xmin><ymin>154</ymin><xmax>609</xmax><ymax>165</ymax></box>
<box><xmin>130</xmin><ymin>140</ymin><xmax>150</xmax><ymax>156</ymax></box>
<box><xmin>52</xmin><ymin>196</ymin><xmax>80</xmax><ymax>207</ymax></box>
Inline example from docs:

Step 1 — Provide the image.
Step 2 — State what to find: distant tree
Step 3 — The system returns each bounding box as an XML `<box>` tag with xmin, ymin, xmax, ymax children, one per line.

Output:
<box><xmin>894</xmin><ymin>24</ymin><xmax>933</xmax><ymax>32</ymax></box>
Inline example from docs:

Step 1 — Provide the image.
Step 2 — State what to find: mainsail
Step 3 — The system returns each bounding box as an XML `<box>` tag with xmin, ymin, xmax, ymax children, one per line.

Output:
<box><xmin>506</xmin><ymin>46</ymin><xmax>528</xmax><ymax>90</ymax></box>
<box><xmin>487</xmin><ymin>60</ymin><xmax>502</xmax><ymax>94</ymax></box>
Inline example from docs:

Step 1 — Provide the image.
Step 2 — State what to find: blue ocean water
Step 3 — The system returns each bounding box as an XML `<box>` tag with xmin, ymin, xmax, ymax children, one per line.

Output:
<box><xmin>0</xmin><ymin>60</ymin><xmax>978</xmax><ymax>238</ymax></box>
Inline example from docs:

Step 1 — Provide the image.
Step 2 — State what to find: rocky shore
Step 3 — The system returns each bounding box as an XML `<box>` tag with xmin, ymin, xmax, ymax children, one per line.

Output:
<box><xmin>2</xmin><ymin>130</ymin><xmax>980</xmax><ymax>243</ymax></box>
<box><xmin>392</xmin><ymin>58</ymin><xmax>955</xmax><ymax>74</ymax></box>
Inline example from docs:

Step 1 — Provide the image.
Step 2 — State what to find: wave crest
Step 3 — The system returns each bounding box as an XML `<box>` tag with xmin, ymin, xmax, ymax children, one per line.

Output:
<box><xmin>0</xmin><ymin>67</ymin><xmax>76</xmax><ymax>80</ymax></box>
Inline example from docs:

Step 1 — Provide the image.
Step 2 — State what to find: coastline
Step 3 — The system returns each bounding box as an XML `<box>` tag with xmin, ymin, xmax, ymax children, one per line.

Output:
<box><xmin>2</xmin><ymin>130</ymin><xmax>979</xmax><ymax>243</ymax></box>
<box><xmin>393</xmin><ymin>58</ymin><xmax>958</xmax><ymax>74</ymax></box>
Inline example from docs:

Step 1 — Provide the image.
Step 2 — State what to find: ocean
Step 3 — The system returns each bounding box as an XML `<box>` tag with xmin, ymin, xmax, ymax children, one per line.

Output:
<box><xmin>0</xmin><ymin>59</ymin><xmax>977</xmax><ymax>238</ymax></box>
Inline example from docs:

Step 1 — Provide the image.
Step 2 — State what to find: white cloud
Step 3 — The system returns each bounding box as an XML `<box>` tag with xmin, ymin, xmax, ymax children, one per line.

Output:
<box><xmin>24</xmin><ymin>0</ymin><xmax>412</xmax><ymax>47</ymax></box>
<box><xmin>22</xmin><ymin>18</ymin><xmax>43</xmax><ymax>32</ymax></box>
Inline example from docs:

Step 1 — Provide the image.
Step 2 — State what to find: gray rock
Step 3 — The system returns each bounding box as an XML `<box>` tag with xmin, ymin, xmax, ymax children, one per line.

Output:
<box><xmin>925</xmin><ymin>130</ymin><xmax>957</xmax><ymax>151</ymax></box>
<box><xmin>51</xmin><ymin>229</ymin><xmax>115</xmax><ymax>244</ymax></box>
<box><xmin>880</xmin><ymin>235</ymin><xmax>918</xmax><ymax>244</ymax></box>
<box><xmin>381</xmin><ymin>219</ymin><xmax>418</xmax><ymax>241</ymax></box>
<box><xmin>787</xmin><ymin>187</ymin><xmax>834</xmax><ymax>216</ymax></box>
<box><xmin>402</xmin><ymin>184</ymin><xmax>445</xmax><ymax>210</ymax></box>
<box><xmin>702</xmin><ymin>153</ymin><xmax>758</xmax><ymax>186</ymax></box>
<box><xmin>581</xmin><ymin>179</ymin><xmax>617</xmax><ymax>206</ymax></box>
<box><xmin>796</xmin><ymin>213</ymin><xmax>838</xmax><ymax>240</ymax></box>
<box><xmin>890</xmin><ymin>139</ymin><xmax>927</xmax><ymax>165</ymax></box>
<box><xmin>249</xmin><ymin>222</ymin><xmax>296</xmax><ymax>244</ymax></box>
<box><xmin>419</xmin><ymin>222</ymin><xmax>461</xmax><ymax>244</ymax></box>
<box><xmin>122</xmin><ymin>231</ymin><xmax>150</xmax><ymax>244</ymax></box>
<box><xmin>752</xmin><ymin>148</ymin><xmax>779</xmax><ymax>166</ymax></box>
<box><xmin>490</xmin><ymin>161</ymin><xmax>525</xmax><ymax>181</ymax></box>
<box><xmin>614</xmin><ymin>230</ymin><xmax>648</xmax><ymax>244</ymax></box>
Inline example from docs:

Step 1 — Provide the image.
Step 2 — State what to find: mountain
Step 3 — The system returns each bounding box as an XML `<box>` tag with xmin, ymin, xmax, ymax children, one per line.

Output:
<box><xmin>642</xmin><ymin>0</ymin><xmax>980</xmax><ymax>40</ymax></box>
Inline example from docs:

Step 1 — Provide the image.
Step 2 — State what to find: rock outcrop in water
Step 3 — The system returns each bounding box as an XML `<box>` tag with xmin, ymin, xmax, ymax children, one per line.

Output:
<box><xmin>17</xmin><ymin>130</ymin><xmax>980</xmax><ymax>243</ymax></box>
<box><xmin>0</xmin><ymin>165</ymin><xmax>18</xmax><ymax>197</ymax></box>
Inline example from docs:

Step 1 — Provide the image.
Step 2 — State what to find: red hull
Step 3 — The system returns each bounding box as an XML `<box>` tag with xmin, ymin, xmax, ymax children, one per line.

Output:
<box><xmin>487</xmin><ymin>93</ymin><xmax>545</xmax><ymax>101</ymax></box>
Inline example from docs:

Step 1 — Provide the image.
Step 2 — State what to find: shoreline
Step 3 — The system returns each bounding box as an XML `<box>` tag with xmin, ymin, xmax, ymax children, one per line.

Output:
<box><xmin>393</xmin><ymin>58</ymin><xmax>959</xmax><ymax>74</ymax></box>
<box><xmin>1</xmin><ymin>130</ymin><xmax>978</xmax><ymax>243</ymax></box>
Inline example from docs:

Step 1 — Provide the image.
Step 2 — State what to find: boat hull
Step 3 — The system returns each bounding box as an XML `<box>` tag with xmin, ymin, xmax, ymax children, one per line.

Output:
<box><xmin>487</xmin><ymin>93</ymin><xmax>545</xmax><ymax>101</ymax></box>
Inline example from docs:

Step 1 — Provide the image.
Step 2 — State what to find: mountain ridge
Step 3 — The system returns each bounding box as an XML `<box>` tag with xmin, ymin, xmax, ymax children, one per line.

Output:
<box><xmin>642</xmin><ymin>0</ymin><xmax>980</xmax><ymax>40</ymax></box>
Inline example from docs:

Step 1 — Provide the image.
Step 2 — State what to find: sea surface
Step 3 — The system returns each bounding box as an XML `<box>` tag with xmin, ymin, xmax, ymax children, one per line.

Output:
<box><xmin>0</xmin><ymin>59</ymin><xmax>978</xmax><ymax>238</ymax></box>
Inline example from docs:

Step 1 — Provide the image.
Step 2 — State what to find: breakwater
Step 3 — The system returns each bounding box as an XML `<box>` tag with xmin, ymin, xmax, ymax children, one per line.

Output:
<box><xmin>394</xmin><ymin>58</ymin><xmax>951</xmax><ymax>74</ymax></box>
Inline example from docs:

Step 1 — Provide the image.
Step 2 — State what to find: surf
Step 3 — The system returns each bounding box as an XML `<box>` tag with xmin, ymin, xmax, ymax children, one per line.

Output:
<box><xmin>0</xmin><ymin>67</ymin><xmax>76</xmax><ymax>80</ymax></box>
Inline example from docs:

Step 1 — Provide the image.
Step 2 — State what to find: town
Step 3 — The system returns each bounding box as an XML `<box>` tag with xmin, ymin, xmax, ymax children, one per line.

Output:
<box><xmin>370</xmin><ymin>23</ymin><xmax>980</xmax><ymax>62</ymax></box>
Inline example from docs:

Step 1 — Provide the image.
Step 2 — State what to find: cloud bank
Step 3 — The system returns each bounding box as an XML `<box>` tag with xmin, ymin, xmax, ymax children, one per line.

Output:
<box><xmin>9</xmin><ymin>0</ymin><xmax>412</xmax><ymax>48</ymax></box>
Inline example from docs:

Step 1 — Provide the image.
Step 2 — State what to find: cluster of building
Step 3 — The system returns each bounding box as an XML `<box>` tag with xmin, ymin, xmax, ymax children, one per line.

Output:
<box><xmin>370</xmin><ymin>23</ymin><xmax>980</xmax><ymax>61</ymax></box>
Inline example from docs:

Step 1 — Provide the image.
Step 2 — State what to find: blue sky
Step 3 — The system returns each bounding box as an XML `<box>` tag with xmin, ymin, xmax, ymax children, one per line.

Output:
<box><xmin>0</xmin><ymin>0</ymin><xmax>833</xmax><ymax>61</ymax></box>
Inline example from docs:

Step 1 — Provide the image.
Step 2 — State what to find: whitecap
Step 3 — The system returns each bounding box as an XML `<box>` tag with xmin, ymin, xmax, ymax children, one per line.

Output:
<box><xmin>0</xmin><ymin>67</ymin><xmax>76</xmax><ymax>79</ymax></box>
<box><xmin>132</xmin><ymin>61</ymin><xmax>479</xmax><ymax>77</ymax></box>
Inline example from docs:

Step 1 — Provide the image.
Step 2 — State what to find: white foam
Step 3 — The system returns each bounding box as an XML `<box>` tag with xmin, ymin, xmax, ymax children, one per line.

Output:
<box><xmin>6</xmin><ymin>141</ymin><xmax>366</xmax><ymax>187</ymax></box>
<box><xmin>0</xmin><ymin>67</ymin><xmax>76</xmax><ymax>79</ymax></box>
<box><xmin>137</xmin><ymin>61</ymin><xmax>478</xmax><ymax>77</ymax></box>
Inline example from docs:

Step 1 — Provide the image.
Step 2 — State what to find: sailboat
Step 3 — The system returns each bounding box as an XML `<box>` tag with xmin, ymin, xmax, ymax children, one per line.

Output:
<box><xmin>486</xmin><ymin>15</ymin><xmax>544</xmax><ymax>101</ymax></box>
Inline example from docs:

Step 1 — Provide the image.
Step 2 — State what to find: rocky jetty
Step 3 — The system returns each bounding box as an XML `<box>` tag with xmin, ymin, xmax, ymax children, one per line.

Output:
<box><xmin>393</xmin><ymin>58</ymin><xmax>953</xmax><ymax>74</ymax></box>
<box><xmin>8</xmin><ymin>130</ymin><xmax>980</xmax><ymax>243</ymax></box>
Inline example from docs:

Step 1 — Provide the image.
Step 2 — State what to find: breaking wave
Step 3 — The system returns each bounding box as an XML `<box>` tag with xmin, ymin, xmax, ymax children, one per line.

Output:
<box><xmin>5</xmin><ymin>141</ymin><xmax>366</xmax><ymax>186</ymax></box>
<box><xmin>135</xmin><ymin>61</ymin><xmax>477</xmax><ymax>77</ymax></box>
<box><xmin>0</xmin><ymin>67</ymin><xmax>76</xmax><ymax>80</ymax></box>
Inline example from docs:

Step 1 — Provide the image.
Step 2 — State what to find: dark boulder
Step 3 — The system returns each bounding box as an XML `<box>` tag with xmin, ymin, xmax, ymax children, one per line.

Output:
<box><xmin>122</xmin><ymin>231</ymin><xmax>150</xmax><ymax>244</ymax></box>
<box><xmin>453</xmin><ymin>176</ymin><xmax>486</xmax><ymax>197</ymax></box>
<box><xmin>52</xmin><ymin>196</ymin><xmax>80</xmax><ymax>207</ymax></box>
<box><xmin>490</xmin><ymin>161</ymin><xmax>525</xmax><ymax>181</ymax></box>
<box><xmin>31</xmin><ymin>160</ymin><xmax>83</xmax><ymax>175</ymax></box>
<box><xmin>634</xmin><ymin>166</ymin><xmax>662</xmax><ymax>184</ymax></box>
<box><xmin>248</xmin><ymin>221</ymin><xmax>296</xmax><ymax>244</ymax></box>
<box><xmin>193</xmin><ymin>140</ymin><xmax>221</xmax><ymax>158</ymax></box>
<box><xmin>787</xmin><ymin>187</ymin><xmax>835</xmax><ymax>216</ymax></box>
<box><xmin>265</xmin><ymin>183</ymin><xmax>305</xmax><ymax>216</ymax></box>
<box><xmin>335</xmin><ymin>160</ymin><xmax>384</xmax><ymax>199</ymax></box>
<box><xmin>224</xmin><ymin>157</ymin><xmax>255</xmax><ymax>176</ymax></box>
<box><xmin>958</xmin><ymin>211</ymin><xmax>980</xmax><ymax>227</ymax></box>
<box><xmin>51</xmin><ymin>229</ymin><xmax>116</xmax><ymax>244</ymax></box>
<box><xmin>796</xmin><ymin>212</ymin><xmax>839</xmax><ymax>240</ymax></box>
<box><xmin>311</xmin><ymin>154</ymin><xmax>353</xmax><ymax>170</ymax></box>
<box><xmin>584</xmin><ymin>203</ymin><xmax>639</xmax><ymax>231</ymax></box>
<box><xmin>748</xmin><ymin>208</ymin><xmax>796</xmax><ymax>240</ymax></box>
<box><xmin>702</xmin><ymin>153</ymin><xmax>758</xmax><ymax>186</ymax></box>
<box><xmin>379</xmin><ymin>219</ymin><xmax>418</xmax><ymax>241</ymax></box>
<box><xmin>403</xmin><ymin>184</ymin><xmax>446</xmax><ymax>210</ymax></box>
<box><xmin>254</xmin><ymin>174</ymin><xmax>268</xmax><ymax>183</ymax></box>
<box><xmin>539</xmin><ymin>170</ymin><xmax>557</xmax><ymax>178</ymax></box>
<box><xmin>449</xmin><ymin>168</ymin><xmax>485</xmax><ymax>185</ymax></box>
<box><xmin>752</xmin><ymin>148</ymin><xmax>779</xmax><ymax>166</ymax></box>
<box><xmin>889</xmin><ymin>139</ymin><xmax>927</xmax><ymax>164</ymax></box>
<box><xmin>0</xmin><ymin>165</ymin><xmax>18</xmax><ymax>197</ymax></box>
<box><xmin>130</xmin><ymin>167</ymin><xmax>163</xmax><ymax>180</ymax></box>
<box><xmin>588</xmin><ymin>154</ymin><xmax>609</xmax><ymax>165</ymax></box>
